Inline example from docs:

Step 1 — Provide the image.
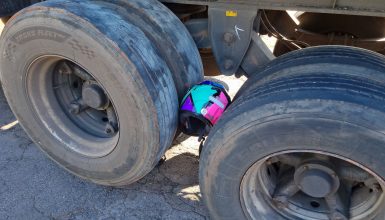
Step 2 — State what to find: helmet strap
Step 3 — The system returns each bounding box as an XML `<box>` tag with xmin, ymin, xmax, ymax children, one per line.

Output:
<box><xmin>198</xmin><ymin>125</ymin><xmax>210</xmax><ymax>155</ymax></box>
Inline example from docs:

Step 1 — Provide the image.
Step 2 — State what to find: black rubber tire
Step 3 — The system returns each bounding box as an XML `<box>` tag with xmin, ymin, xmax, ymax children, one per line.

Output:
<box><xmin>0</xmin><ymin>0</ymin><xmax>187</xmax><ymax>186</ymax></box>
<box><xmin>101</xmin><ymin>0</ymin><xmax>204</xmax><ymax>141</ymax></box>
<box><xmin>200</xmin><ymin>55</ymin><xmax>385</xmax><ymax>219</ymax></box>
<box><xmin>102</xmin><ymin>0</ymin><xmax>203</xmax><ymax>101</ymax></box>
<box><xmin>236</xmin><ymin>46</ymin><xmax>385</xmax><ymax>100</ymax></box>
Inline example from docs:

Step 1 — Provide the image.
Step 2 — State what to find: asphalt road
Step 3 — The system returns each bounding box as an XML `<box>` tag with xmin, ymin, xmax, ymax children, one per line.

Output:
<box><xmin>0</xmin><ymin>74</ymin><xmax>245</xmax><ymax>219</ymax></box>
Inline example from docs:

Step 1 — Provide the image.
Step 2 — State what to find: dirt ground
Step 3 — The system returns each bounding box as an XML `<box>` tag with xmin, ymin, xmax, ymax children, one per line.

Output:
<box><xmin>0</xmin><ymin>17</ymin><xmax>247</xmax><ymax>218</ymax></box>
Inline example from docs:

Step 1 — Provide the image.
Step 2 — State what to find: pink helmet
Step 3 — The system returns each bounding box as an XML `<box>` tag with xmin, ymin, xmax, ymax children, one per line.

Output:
<box><xmin>180</xmin><ymin>81</ymin><xmax>231</xmax><ymax>137</ymax></box>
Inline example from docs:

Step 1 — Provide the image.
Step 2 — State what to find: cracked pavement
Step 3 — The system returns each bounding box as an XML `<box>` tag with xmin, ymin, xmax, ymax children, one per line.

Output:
<box><xmin>0</xmin><ymin>71</ymin><xmax>245</xmax><ymax>219</ymax></box>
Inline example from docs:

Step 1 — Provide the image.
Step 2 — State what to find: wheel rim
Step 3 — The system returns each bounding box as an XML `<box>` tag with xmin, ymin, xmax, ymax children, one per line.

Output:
<box><xmin>26</xmin><ymin>55</ymin><xmax>119</xmax><ymax>158</ymax></box>
<box><xmin>240</xmin><ymin>151</ymin><xmax>385</xmax><ymax>220</ymax></box>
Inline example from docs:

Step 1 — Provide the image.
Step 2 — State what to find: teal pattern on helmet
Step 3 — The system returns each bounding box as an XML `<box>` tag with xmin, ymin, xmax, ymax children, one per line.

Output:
<box><xmin>180</xmin><ymin>81</ymin><xmax>231</xmax><ymax>137</ymax></box>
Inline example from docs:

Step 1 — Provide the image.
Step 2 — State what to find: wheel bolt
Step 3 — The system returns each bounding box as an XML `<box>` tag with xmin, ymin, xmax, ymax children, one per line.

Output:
<box><xmin>105</xmin><ymin>123</ymin><xmax>116</xmax><ymax>135</ymax></box>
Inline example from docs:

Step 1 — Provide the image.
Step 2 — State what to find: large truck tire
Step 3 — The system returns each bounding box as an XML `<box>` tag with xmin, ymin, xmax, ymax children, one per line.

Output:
<box><xmin>105</xmin><ymin>0</ymin><xmax>203</xmax><ymax>101</ymax></box>
<box><xmin>0</xmin><ymin>0</ymin><xmax>189</xmax><ymax>186</ymax></box>
<box><xmin>236</xmin><ymin>46</ymin><xmax>385</xmax><ymax>99</ymax></box>
<box><xmin>103</xmin><ymin>0</ymin><xmax>204</xmax><ymax>139</ymax></box>
<box><xmin>200</xmin><ymin>54</ymin><xmax>385</xmax><ymax>219</ymax></box>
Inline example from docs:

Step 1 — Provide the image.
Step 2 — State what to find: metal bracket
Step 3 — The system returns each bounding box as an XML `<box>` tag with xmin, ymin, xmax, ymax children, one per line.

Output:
<box><xmin>241</xmin><ymin>32</ymin><xmax>275</xmax><ymax>76</ymax></box>
<box><xmin>208</xmin><ymin>7</ymin><xmax>257</xmax><ymax>75</ymax></box>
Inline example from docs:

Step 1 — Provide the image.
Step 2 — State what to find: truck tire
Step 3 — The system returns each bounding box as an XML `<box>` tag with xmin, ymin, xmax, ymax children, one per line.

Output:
<box><xmin>236</xmin><ymin>46</ymin><xmax>385</xmax><ymax>99</ymax></box>
<box><xmin>0</xmin><ymin>0</ymin><xmax>181</xmax><ymax>186</ymax></box>
<box><xmin>102</xmin><ymin>0</ymin><xmax>204</xmax><ymax>140</ymax></box>
<box><xmin>200</xmin><ymin>61</ymin><xmax>385</xmax><ymax>219</ymax></box>
<box><xmin>109</xmin><ymin>0</ymin><xmax>203</xmax><ymax>101</ymax></box>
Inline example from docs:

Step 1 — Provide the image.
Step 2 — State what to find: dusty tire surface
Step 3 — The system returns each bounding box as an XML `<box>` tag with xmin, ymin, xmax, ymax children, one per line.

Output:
<box><xmin>103</xmin><ymin>0</ymin><xmax>204</xmax><ymax>101</ymax></box>
<box><xmin>0</xmin><ymin>0</ymin><xmax>182</xmax><ymax>186</ymax></box>
<box><xmin>200</xmin><ymin>51</ymin><xmax>385</xmax><ymax>219</ymax></box>
<box><xmin>237</xmin><ymin>46</ymin><xmax>385</xmax><ymax>99</ymax></box>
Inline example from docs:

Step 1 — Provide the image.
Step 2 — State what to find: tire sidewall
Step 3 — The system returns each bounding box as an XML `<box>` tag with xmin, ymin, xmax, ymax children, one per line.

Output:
<box><xmin>201</xmin><ymin>99</ymin><xmax>385</xmax><ymax>219</ymax></box>
<box><xmin>0</xmin><ymin>9</ymin><xmax>161</xmax><ymax>184</ymax></box>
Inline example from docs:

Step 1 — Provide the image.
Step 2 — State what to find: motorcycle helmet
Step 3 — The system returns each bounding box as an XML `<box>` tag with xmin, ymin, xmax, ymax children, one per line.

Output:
<box><xmin>180</xmin><ymin>80</ymin><xmax>231</xmax><ymax>137</ymax></box>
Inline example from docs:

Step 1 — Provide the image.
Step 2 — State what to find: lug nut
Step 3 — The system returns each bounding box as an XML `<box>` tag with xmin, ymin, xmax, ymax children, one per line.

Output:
<box><xmin>105</xmin><ymin>122</ymin><xmax>117</xmax><ymax>135</ymax></box>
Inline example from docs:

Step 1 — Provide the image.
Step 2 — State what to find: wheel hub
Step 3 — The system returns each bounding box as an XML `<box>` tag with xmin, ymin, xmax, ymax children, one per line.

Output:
<box><xmin>57</xmin><ymin>61</ymin><xmax>119</xmax><ymax>138</ymax></box>
<box><xmin>294</xmin><ymin>162</ymin><xmax>340</xmax><ymax>198</ymax></box>
<box><xmin>55</xmin><ymin>60</ymin><xmax>119</xmax><ymax>138</ymax></box>
<box><xmin>241</xmin><ymin>152</ymin><xmax>384</xmax><ymax>220</ymax></box>
<box><xmin>82</xmin><ymin>83</ymin><xmax>109</xmax><ymax>110</ymax></box>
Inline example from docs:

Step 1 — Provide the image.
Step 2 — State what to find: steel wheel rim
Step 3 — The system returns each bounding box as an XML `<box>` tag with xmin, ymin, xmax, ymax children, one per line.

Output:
<box><xmin>26</xmin><ymin>55</ymin><xmax>120</xmax><ymax>158</ymax></box>
<box><xmin>240</xmin><ymin>150</ymin><xmax>385</xmax><ymax>220</ymax></box>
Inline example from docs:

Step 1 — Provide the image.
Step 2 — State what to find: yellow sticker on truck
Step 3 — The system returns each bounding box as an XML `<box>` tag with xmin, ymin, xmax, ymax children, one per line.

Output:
<box><xmin>226</xmin><ymin>10</ymin><xmax>238</xmax><ymax>17</ymax></box>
